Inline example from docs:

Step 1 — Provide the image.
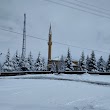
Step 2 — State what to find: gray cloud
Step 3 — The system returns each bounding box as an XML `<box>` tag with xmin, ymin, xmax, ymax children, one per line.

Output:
<box><xmin>0</xmin><ymin>0</ymin><xmax>110</xmax><ymax>61</ymax></box>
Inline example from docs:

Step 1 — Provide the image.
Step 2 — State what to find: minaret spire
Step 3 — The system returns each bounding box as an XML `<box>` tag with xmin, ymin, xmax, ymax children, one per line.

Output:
<box><xmin>21</xmin><ymin>13</ymin><xmax>26</xmax><ymax>60</ymax></box>
<box><xmin>49</xmin><ymin>23</ymin><xmax>52</xmax><ymax>35</ymax></box>
<box><xmin>48</xmin><ymin>23</ymin><xmax>52</xmax><ymax>62</ymax></box>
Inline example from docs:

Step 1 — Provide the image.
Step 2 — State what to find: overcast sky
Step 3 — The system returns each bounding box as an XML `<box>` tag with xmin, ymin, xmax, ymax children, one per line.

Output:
<box><xmin>0</xmin><ymin>0</ymin><xmax>110</xmax><ymax>61</ymax></box>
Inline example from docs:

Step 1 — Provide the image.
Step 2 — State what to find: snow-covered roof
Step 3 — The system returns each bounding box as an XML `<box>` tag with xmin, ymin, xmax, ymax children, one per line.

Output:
<box><xmin>52</xmin><ymin>56</ymin><xmax>78</xmax><ymax>62</ymax></box>
<box><xmin>52</xmin><ymin>57</ymin><xmax>60</xmax><ymax>61</ymax></box>
<box><xmin>72</xmin><ymin>62</ymin><xmax>77</xmax><ymax>66</ymax></box>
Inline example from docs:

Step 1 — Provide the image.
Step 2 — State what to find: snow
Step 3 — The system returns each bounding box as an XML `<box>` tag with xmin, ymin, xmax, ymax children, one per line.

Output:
<box><xmin>0</xmin><ymin>74</ymin><xmax>110</xmax><ymax>110</ymax></box>
<box><xmin>52</xmin><ymin>56</ymin><xmax>60</xmax><ymax>61</ymax></box>
<box><xmin>2</xmin><ymin>73</ymin><xmax>110</xmax><ymax>85</ymax></box>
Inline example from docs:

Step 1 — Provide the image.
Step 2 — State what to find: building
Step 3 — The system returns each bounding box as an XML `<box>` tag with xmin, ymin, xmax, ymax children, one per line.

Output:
<box><xmin>47</xmin><ymin>24</ymin><xmax>78</xmax><ymax>71</ymax></box>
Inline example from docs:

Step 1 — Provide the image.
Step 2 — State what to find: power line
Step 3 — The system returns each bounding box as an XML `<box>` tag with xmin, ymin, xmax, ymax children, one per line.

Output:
<box><xmin>73</xmin><ymin>0</ymin><xmax>110</xmax><ymax>12</ymax></box>
<box><xmin>0</xmin><ymin>27</ymin><xmax>48</xmax><ymax>41</ymax></box>
<box><xmin>0</xmin><ymin>26</ymin><xmax>110</xmax><ymax>54</ymax></box>
<box><xmin>59</xmin><ymin>0</ymin><xmax>110</xmax><ymax>16</ymax></box>
<box><xmin>43</xmin><ymin>0</ymin><xmax>110</xmax><ymax>20</ymax></box>
<box><xmin>52</xmin><ymin>41</ymin><xmax>110</xmax><ymax>54</ymax></box>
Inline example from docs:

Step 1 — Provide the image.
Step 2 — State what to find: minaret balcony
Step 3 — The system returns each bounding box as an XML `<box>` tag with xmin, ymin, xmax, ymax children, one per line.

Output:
<box><xmin>48</xmin><ymin>42</ymin><xmax>52</xmax><ymax>45</ymax></box>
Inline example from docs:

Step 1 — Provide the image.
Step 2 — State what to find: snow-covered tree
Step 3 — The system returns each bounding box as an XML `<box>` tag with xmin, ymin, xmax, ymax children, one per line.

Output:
<box><xmin>0</xmin><ymin>63</ymin><xmax>2</xmax><ymax>72</ymax></box>
<box><xmin>12</xmin><ymin>51</ymin><xmax>21</xmax><ymax>71</ymax></box>
<box><xmin>106</xmin><ymin>55</ymin><xmax>110</xmax><ymax>72</ymax></box>
<box><xmin>97</xmin><ymin>56</ymin><xmax>105</xmax><ymax>72</ymax></box>
<box><xmin>86</xmin><ymin>55</ymin><xmax>90</xmax><ymax>71</ymax></box>
<box><xmin>34</xmin><ymin>52</ymin><xmax>43</xmax><ymax>71</ymax></box>
<box><xmin>19</xmin><ymin>55</ymin><xmax>29</xmax><ymax>71</ymax></box>
<box><xmin>51</xmin><ymin>62</ymin><xmax>57</xmax><ymax>73</ymax></box>
<box><xmin>58</xmin><ymin>55</ymin><xmax>65</xmax><ymax>72</ymax></box>
<box><xmin>2</xmin><ymin>49</ymin><xmax>14</xmax><ymax>72</ymax></box>
<box><xmin>89</xmin><ymin>51</ymin><xmax>97</xmax><ymax>72</ymax></box>
<box><xmin>65</xmin><ymin>48</ymin><xmax>74</xmax><ymax>71</ymax></box>
<box><xmin>41</xmin><ymin>58</ymin><xmax>47</xmax><ymax>71</ymax></box>
<box><xmin>79</xmin><ymin>52</ymin><xmax>86</xmax><ymax>71</ymax></box>
<box><xmin>0</xmin><ymin>53</ymin><xmax>2</xmax><ymax>72</ymax></box>
<box><xmin>27</xmin><ymin>52</ymin><xmax>34</xmax><ymax>71</ymax></box>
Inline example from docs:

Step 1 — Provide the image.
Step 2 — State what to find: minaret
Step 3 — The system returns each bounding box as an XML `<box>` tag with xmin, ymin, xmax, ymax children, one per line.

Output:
<box><xmin>21</xmin><ymin>13</ymin><xmax>26</xmax><ymax>60</ymax></box>
<box><xmin>48</xmin><ymin>24</ymin><xmax>52</xmax><ymax>63</ymax></box>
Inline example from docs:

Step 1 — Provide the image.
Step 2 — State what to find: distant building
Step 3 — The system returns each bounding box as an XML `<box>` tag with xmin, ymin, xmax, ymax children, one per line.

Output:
<box><xmin>47</xmin><ymin>24</ymin><xmax>78</xmax><ymax>71</ymax></box>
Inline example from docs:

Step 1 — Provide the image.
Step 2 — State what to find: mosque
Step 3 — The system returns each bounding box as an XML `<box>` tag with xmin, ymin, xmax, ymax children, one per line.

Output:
<box><xmin>47</xmin><ymin>24</ymin><xmax>78</xmax><ymax>71</ymax></box>
<box><xmin>21</xmin><ymin>14</ymin><xmax>78</xmax><ymax>71</ymax></box>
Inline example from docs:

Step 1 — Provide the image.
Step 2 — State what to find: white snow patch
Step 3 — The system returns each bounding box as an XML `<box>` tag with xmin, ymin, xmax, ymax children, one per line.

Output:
<box><xmin>0</xmin><ymin>74</ymin><xmax>110</xmax><ymax>110</ymax></box>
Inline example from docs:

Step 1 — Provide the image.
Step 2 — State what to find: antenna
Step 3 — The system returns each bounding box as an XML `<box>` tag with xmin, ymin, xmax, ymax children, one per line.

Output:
<box><xmin>21</xmin><ymin>13</ymin><xmax>26</xmax><ymax>60</ymax></box>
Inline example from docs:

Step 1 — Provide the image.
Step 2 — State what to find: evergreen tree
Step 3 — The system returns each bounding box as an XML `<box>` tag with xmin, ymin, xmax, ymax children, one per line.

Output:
<box><xmin>41</xmin><ymin>58</ymin><xmax>47</xmax><ymax>71</ymax></box>
<box><xmin>12</xmin><ymin>51</ymin><xmax>20</xmax><ymax>71</ymax></box>
<box><xmin>58</xmin><ymin>55</ymin><xmax>65</xmax><ymax>72</ymax></box>
<box><xmin>78</xmin><ymin>60</ymin><xmax>81</xmax><ymax>71</ymax></box>
<box><xmin>106</xmin><ymin>55</ymin><xmax>110</xmax><ymax>72</ymax></box>
<box><xmin>2</xmin><ymin>49</ymin><xmax>14</xmax><ymax>72</ymax></box>
<box><xmin>34</xmin><ymin>52</ymin><xmax>43</xmax><ymax>71</ymax></box>
<box><xmin>97</xmin><ymin>56</ymin><xmax>105</xmax><ymax>72</ymax></box>
<box><xmin>19</xmin><ymin>57</ymin><xmax>29</xmax><ymax>71</ymax></box>
<box><xmin>0</xmin><ymin>53</ymin><xmax>2</xmax><ymax>72</ymax></box>
<box><xmin>86</xmin><ymin>55</ymin><xmax>90</xmax><ymax>71</ymax></box>
<box><xmin>89</xmin><ymin>51</ymin><xmax>97</xmax><ymax>72</ymax></box>
<box><xmin>27</xmin><ymin>52</ymin><xmax>34</xmax><ymax>71</ymax></box>
<box><xmin>0</xmin><ymin>63</ymin><xmax>2</xmax><ymax>72</ymax></box>
<box><xmin>79</xmin><ymin>52</ymin><xmax>86</xmax><ymax>71</ymax></box>
<box><xmin>51</xmin><ymin>62</ymin><xmax>57</xmax><ymax>73</ymax></box>
<box><xmin>65</xmin><ymin>48</ymin><xmax>74</xmax><ymax>71</ymax></box>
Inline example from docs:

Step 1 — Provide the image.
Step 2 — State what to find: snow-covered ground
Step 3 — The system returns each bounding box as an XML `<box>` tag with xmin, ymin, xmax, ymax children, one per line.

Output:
<box><xmin>0</xmin><ymin>74</ymin><xmax>110</xmax><ymax>110</ymax></box>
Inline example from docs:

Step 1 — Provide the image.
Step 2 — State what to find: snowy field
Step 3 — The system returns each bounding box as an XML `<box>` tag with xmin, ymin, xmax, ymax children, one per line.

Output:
<box><xmin>0</xmin><ymin>74</ymin><xmax>110</xmax><ymax>110</ymax></box>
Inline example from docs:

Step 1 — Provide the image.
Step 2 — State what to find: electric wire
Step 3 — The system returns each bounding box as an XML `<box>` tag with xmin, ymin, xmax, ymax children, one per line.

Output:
<box><xmin>72</xmin><ymin>0</ymin><xmax>110</xmax><ymax>12</ymax></box>
<box><xmin>43</xmin><ymin>0</ymin><xmax>110</xmax><ymax>20</ymax></box>
<box><xmin>0</xmin><ymin>27</ymin><xmax>110</xmax><ymax>54</ymax></box>
<box><xmin>59</xmin><ymin>0</ymin><xmax>110</xmax><ymax>16</ymax></box>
